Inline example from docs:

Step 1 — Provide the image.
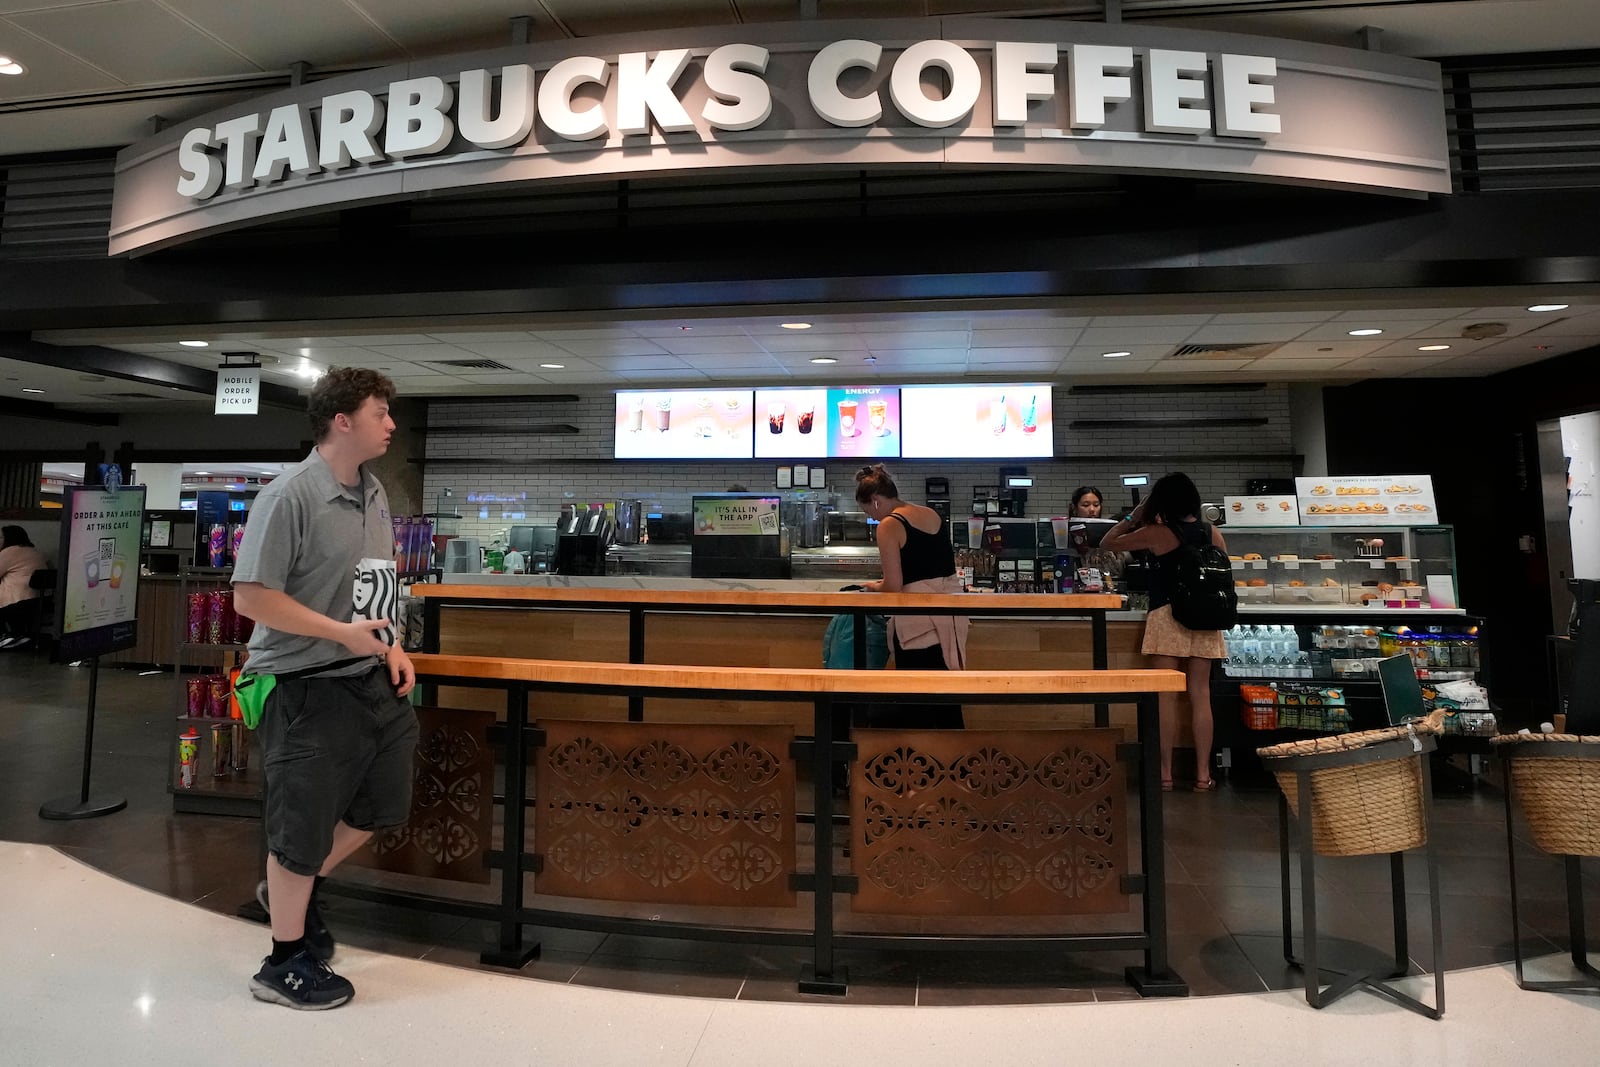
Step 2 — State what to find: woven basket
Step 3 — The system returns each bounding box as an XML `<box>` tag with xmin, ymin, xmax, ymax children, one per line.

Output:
<box><xmin>1491</xmin><ymin>733</ymin><xmax>1600</xmax><ymax>857</ymax></box>
<box><xmin>1257</xmin><ymin>712</ymin><xmax>1444</xmax><ymax>858</ymax></box>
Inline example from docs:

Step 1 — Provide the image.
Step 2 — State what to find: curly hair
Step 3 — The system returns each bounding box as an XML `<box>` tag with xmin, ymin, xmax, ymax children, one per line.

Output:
<box><xmin>307</xmin><ymin>367</ymin><xmax>396</xmax><ymax>442</ymax></box>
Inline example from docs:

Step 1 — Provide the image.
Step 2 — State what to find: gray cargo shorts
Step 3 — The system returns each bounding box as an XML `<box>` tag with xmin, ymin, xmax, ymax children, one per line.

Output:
<box><xmin>258</xmin><ymin>665</ymin><xmax>419</xmax><ymax>876</ymax></box>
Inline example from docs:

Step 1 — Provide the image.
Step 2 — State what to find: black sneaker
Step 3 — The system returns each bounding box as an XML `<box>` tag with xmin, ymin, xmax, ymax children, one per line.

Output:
<box><xmin>249</xmin><ymin>949</ymin><xmax>354</xmax><ymax>1010</ymax></box>
<box><xmin>256</xmin><ymin>879</ymin><xmax>336</xmax><ymax>962</ymax></box>
<box><xmin>303</xmin><ymin>898</ymin><xmax>336</xmax><ymax>962</ymax></box>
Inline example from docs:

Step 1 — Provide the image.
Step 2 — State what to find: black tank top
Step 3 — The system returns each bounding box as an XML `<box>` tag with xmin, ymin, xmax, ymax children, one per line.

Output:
<box><xmin>884</xmin><ymin>511</ymin><xmax>955</xmax><ymax>585</ymax></box>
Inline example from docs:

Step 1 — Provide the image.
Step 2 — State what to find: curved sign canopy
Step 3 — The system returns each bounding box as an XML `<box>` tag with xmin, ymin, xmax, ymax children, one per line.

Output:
<box><xmin>109</xmin><ymin>18</ymin><xmax>1450</xmax><ymax>256</ymax></box>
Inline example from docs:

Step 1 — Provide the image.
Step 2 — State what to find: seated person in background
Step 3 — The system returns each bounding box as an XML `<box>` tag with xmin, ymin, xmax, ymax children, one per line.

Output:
<box><xmin>0</xmin><ymin>526</ymin><xmax>49</xmax><ymax>649</ymax></box>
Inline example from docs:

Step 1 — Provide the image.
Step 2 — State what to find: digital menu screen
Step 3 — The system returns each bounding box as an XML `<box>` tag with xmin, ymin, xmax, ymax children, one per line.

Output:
<box><xmin>900</xmin><ymin>384</ymin><xmax>1054</xmax><ymax>458</ymax></box>
<box><xmin>753</xmin><ymin>385</ymin><xmax>900</xmax><ymax>459</ymax></box>
<box><xmin>614</xmin><ymin>389</ymin><xmax>754</xmax><ymax>459</ymax></box>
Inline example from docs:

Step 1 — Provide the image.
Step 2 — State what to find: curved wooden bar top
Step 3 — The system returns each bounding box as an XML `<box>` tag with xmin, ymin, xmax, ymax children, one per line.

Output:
<box><xmin>413</xmin><ymin>584</ymin><xmax>1124</xmax><ymax>612</ymax></box>
<box><xmin>409</xmin><ymin>652</ymin><xmax>1183</xmax><ymax>699</ymax></box>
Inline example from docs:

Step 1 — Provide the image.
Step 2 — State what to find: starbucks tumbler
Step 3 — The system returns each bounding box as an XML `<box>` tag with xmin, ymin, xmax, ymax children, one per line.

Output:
<box><xmin>178</xmin><ymin>729</ymin><xmax>200</xmax><ymax>789</ymax></box>
<box><xmin>231</xmin><ymin>724</ymin><xmax>250</xmax><ymax>772</ymax></box>
<box><xmin>210</xmin><ymin>722</ymin><xmax>232</xmax><ymax>776</ymax></box>
<box><xmin>205</xmin><ymin>590</ymin><xmax>227</xmax><ymax>644</ymax></box>
<box><xmin>185</xmin><ymin>676</ymin><xmax>207</xmax><ymax>717</ymax></box>
<box><xmin>207</xmin><ymin>673</ymin><xmax>230</xmax><ymax>718</ymax></box>
<box><xmin>186</xmin><ymin>593</ymin><xmax>207</xmax><ymax>643</ymax></box>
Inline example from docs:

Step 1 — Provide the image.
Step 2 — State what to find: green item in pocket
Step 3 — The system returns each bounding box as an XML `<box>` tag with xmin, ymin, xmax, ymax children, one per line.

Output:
<box><xmin>233</xmin><ymin>672</ymin><xmax>276</xmax><ymax>730</ymax></box>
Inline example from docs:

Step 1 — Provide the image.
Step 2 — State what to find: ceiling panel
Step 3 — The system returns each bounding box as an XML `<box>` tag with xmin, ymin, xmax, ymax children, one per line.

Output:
<box><xmin>6</xmin><ymin>0</ymin><xmax>249</xmax><ymax>83</ymax></box>
<box><xmin>970</xmin><ymin>328</ymin><xmax>1084</xmax><ymax>348</ymax></box>
<box><xmin>0</xmin><ymin>18</ymin><xmax>122</xmax><ymax>99</ymax></box>
<box><xmin>158</xmin><ymin>0</ymin><xmax>404</xmax><ymax>69</ymax></box>
<box><xmin>558</xmin><ymin>339</ymin><xmax>674</xmax><ymax>359</ymax></box>
<box><xmin>1077</xmin><ymin>326</ymin><xmax>1203</xmax><ymax>347</ymax></box>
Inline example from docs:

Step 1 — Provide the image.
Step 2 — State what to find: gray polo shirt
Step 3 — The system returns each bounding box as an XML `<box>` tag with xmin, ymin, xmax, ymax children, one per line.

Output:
<box><xmin>232</xmin><ymin>448</ymin><xmax>394</xmax><ymax>676</ymax></box>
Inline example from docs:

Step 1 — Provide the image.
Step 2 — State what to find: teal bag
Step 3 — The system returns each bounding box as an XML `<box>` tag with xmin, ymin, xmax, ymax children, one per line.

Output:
<box><xmin>232</xmin><ymin>672</ymin><xmax>276</xmax><ymax>730</ymax></box>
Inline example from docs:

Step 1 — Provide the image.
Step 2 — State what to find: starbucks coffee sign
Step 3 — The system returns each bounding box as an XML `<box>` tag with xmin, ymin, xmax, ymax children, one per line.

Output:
<box><xmin>109</xmin><ymin>18</ymin><xmax>1450</xmax><ymax>255</ymax></box>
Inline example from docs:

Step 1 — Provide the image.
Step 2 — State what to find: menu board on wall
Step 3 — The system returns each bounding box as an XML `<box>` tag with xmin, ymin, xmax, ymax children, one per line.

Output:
<box><xmin>1295</xmin><ymin>476</ymin><xmax>1439</xmax><ymax>525</ymax></box>
<box><xmin>55</xmin><ymin>484</ymin><xmax>146</xmax><ymax>659</ymax></box>
<box><xmin>753</xmin><ymin>386</ymin><xmax>899</xmax><ymax>460</ymax></box>
<box><xmin>1223</xmin><ymin>495</ymin><xmax>1301</xmax><ymax>526</ymax></box>
<box><xmin>614</xmin><ymin>389</ymin><xmax>754</xmax><ymax>459</ymax></box>
<box><xmin>900</xmin><ymin>384</ymin><xmax>1054</xmax><ymax>458</ymax></box>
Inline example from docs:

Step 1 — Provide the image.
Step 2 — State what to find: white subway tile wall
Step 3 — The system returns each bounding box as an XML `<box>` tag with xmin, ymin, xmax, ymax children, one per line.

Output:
<box><xmin>419</xmin><ymin>386</ymin><xmax>1296</xmax><ymax>543</ymax></box>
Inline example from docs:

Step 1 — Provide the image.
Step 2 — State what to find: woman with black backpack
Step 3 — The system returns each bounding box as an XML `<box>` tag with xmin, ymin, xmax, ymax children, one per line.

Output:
<box><xmin>1101</xmin><ymin>473</ymin><xmax>1230</xmax><ymax>792</ymax></box>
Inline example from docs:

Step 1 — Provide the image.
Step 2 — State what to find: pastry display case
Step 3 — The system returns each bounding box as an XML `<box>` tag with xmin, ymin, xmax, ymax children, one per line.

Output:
<box><xmin>1222</xmin><ymin>525</ymin><xmax>1459</xmax><ymax>614</ymax></box>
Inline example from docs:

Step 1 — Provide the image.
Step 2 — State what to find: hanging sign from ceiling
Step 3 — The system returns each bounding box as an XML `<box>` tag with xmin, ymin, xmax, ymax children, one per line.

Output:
<box><xmin>214</xmin><ymin>366</ymin><xmax>261</xmax><ymax>415</ymax></box>
<box><xmin>109</xmin><ymin>18</ymin><xmax>1450</xmax><ymax>256</ymax></box>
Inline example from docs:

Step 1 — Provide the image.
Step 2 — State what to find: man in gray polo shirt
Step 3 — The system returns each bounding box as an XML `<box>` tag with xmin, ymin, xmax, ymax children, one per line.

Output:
<box><xmin>232</xmin><ymin>367</ymin><xmax>418</xmax><ymax>1010</ymax></box>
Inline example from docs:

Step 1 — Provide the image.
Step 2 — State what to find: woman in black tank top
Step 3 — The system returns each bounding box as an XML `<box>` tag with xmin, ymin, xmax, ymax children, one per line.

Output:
<box><xmin>854</xmin><ymin>464</ymin><xmax>964</xmax><ymax>728</ymax></box>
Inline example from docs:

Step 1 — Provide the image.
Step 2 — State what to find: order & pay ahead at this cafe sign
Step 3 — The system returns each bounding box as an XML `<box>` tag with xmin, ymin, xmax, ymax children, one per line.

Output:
<box><xmin>109</xmin><ymin>18</ymin><xmax>1450</xmax><ymax>255</ymax></box>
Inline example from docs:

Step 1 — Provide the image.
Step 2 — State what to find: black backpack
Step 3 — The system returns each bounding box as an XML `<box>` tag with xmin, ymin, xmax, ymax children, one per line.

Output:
<box><xmin>1167</xmin><ymin>530</ymin><xmax>1238</xmax><ymax>631</ymax></box>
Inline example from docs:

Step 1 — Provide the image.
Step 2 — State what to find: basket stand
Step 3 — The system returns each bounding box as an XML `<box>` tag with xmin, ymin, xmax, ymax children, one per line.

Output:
<box><xmin>1272</xmin><ymin>735</ymin><xmax>1445</xmax><ymax>1019</ymax></box>
<box><xmin>1499</xmin><ymin>738</ymin><xmax>1600</xmax><ymax>995</ymax></box>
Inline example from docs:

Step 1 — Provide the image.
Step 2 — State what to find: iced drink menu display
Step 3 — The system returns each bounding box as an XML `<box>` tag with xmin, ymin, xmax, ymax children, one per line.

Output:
<box><xmin>614</xmin><ymin>389</ymin><xmax>755</xmax><ymax>459</ymax></box>
<box><xmin>900</xmin><ymin>384</ymin><xmax>1054</xmax><ymax>458</ymax></box>
<box><xmin>753</xmin><ymin>386</ymin><xmax>899</xmax><ymax>459</ymax></box>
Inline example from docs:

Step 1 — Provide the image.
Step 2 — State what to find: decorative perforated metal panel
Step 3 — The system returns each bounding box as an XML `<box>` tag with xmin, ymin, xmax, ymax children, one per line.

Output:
<box><xmin>534</xmin><ymin>722</ymin><xmax>797</xmax><ymax>908</ymax></box>
<box><xmin>352</xmin><ymin>705</ymin><xmax>495</xmax><ymax>885</ymax></box>
<box><xmin>853</xmin><ymin>728</ymin><xmax>1130</xmax><ymax>916</ymax></box>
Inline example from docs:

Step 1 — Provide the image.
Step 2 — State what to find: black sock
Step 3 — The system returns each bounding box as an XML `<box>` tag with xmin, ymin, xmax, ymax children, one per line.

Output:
<box><xmin>270</xmin><ymin>937</ymin><xmax>306</xmax><ymax>965</ymax></box>
<box><xmin>312</xmin><ymin>874</ymin><xmax>326</xmax><ymax>902</ymax></box>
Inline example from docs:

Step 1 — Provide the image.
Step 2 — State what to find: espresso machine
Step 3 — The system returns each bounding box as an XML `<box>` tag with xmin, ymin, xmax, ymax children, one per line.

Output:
<box><xmin>785</xmin><ymin>496</ymin><xmax>831</xmax><ymax>549</ymax></box>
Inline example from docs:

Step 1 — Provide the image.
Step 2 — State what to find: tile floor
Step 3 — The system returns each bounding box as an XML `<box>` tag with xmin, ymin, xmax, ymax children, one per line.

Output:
<box><xmin>3</xmin><ymin>647</ymin><xmax>1598</xmax><ymax>1061</ymax></box>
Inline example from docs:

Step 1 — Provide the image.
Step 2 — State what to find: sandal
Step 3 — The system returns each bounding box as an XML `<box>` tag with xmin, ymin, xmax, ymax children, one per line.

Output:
<box><xmin>1193</xmin><ymin>778</ymin><xmax>1217</xmax><ymax>792</ymax></box>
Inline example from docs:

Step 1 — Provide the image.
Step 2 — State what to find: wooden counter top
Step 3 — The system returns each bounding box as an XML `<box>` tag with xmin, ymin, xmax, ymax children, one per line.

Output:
<box><xmin>410</xmin><ymin>652</ymin><xmax>1182</xmax><ymax>697</ymax></box>
<box><xmin>413</xmin><ymin>584</ymin><xmax>1123</xmax><ymax>612</ymax></box>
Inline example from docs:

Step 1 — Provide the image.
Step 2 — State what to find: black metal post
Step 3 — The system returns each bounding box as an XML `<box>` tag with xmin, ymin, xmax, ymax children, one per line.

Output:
<box><xmin>482</xmin><ymin>682</ymin><xmax>538</xmax><ymax>967</ymax></box>
<box><xmin>1566</xmin><ymin>855</ymin><xmax>1587</xmax><ymax>971</ymax></box>
<box><xmin>1280</xmin><ymin>791</ymin><xmax>1295</xmax><ymax>961</ymax></box>
<box><xmin>1298</xmin><ymin>770</ymin><xmax>1320</xmax><ymax>1007</ymax></box>
<box><xmin>39</xmin><ymin>655</ymin><xmax>126</xmax><ymax>819</ymax></box>
<box><xmin>1092</xmin><ymin>610</ymin><xmax>1110</xmax><ymax>727</ymax></box>
<box><xmin>1390</xmin><ymin>851</ymin><xmax>1409</xmax><ymax>976</ymax></box>
<box><xmin>628</xmin><ymin>608</ymin><xmax>645</xmax><ymax>722</ymax></box>
<box><xmin>1125</xmin><ymin>691</ymin><xmax>1185</xmax><ymax>995</ymax></box>
<box><xmin>799</xmin><ymin>696</ymin><xmax>847</xmax><ymax>995</ymax></box>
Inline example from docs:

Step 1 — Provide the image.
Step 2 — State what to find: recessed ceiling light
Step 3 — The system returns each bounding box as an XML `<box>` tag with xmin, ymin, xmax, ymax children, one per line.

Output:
<box><xmin>1102</xmin><ymin>351</ymin><xmax>1131</xmax><ymax>359</ymax></box>
<box><xmin>780</xmin><ymin>322</ymin><xmax>812</xmax><ymax>330</ymax></box>
<box><xmin>1418</xmin><ymin>344</ymin><xmax>1451</xmax><ymax>352</ymax></box>
<box><xmin>295</xmin><ymin>363</ymin><xmax>319</xmax><ymax>379</ymax></box>
<box><xmin>1348</xmin><ymin>328</ymin><xmax>1384</xmax><ymax>337</ymax></box>
<box><xmin>1527</xmin><ymin>303</ymin><xmax>1569</xmax><ymax>313</ymax></box>
<box><xmin>22</xmin><ymin>387</ymin><xmax>43</xmax><ymax>394</ymax></box>
<box><xmin>179</xmin><ymin>340</ymin><xmax>208</xmax><ymax>347</ymax></box>
<box><xmin>0</xmin><ymin>58</ymin><xmax>25</xmax><ymax>77</ymax></box>
<box><xmin>195</xmin><ymin>471</ymin><xmax>210</xmax><ymax>476</ymax></box>
<box><xmin>809</xmin><ymin>357</ymin><xmax>838</xmax><ymax>364</ymax></box>
<box><xmin>677</xmin><ymin>325</ymin><xmax>694</xmax><ymax>331</ymax></box>
<box><xmin>539</xmin><ymin>363</ymin><xmax>565</xmax><ymax>369</ymax></box>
